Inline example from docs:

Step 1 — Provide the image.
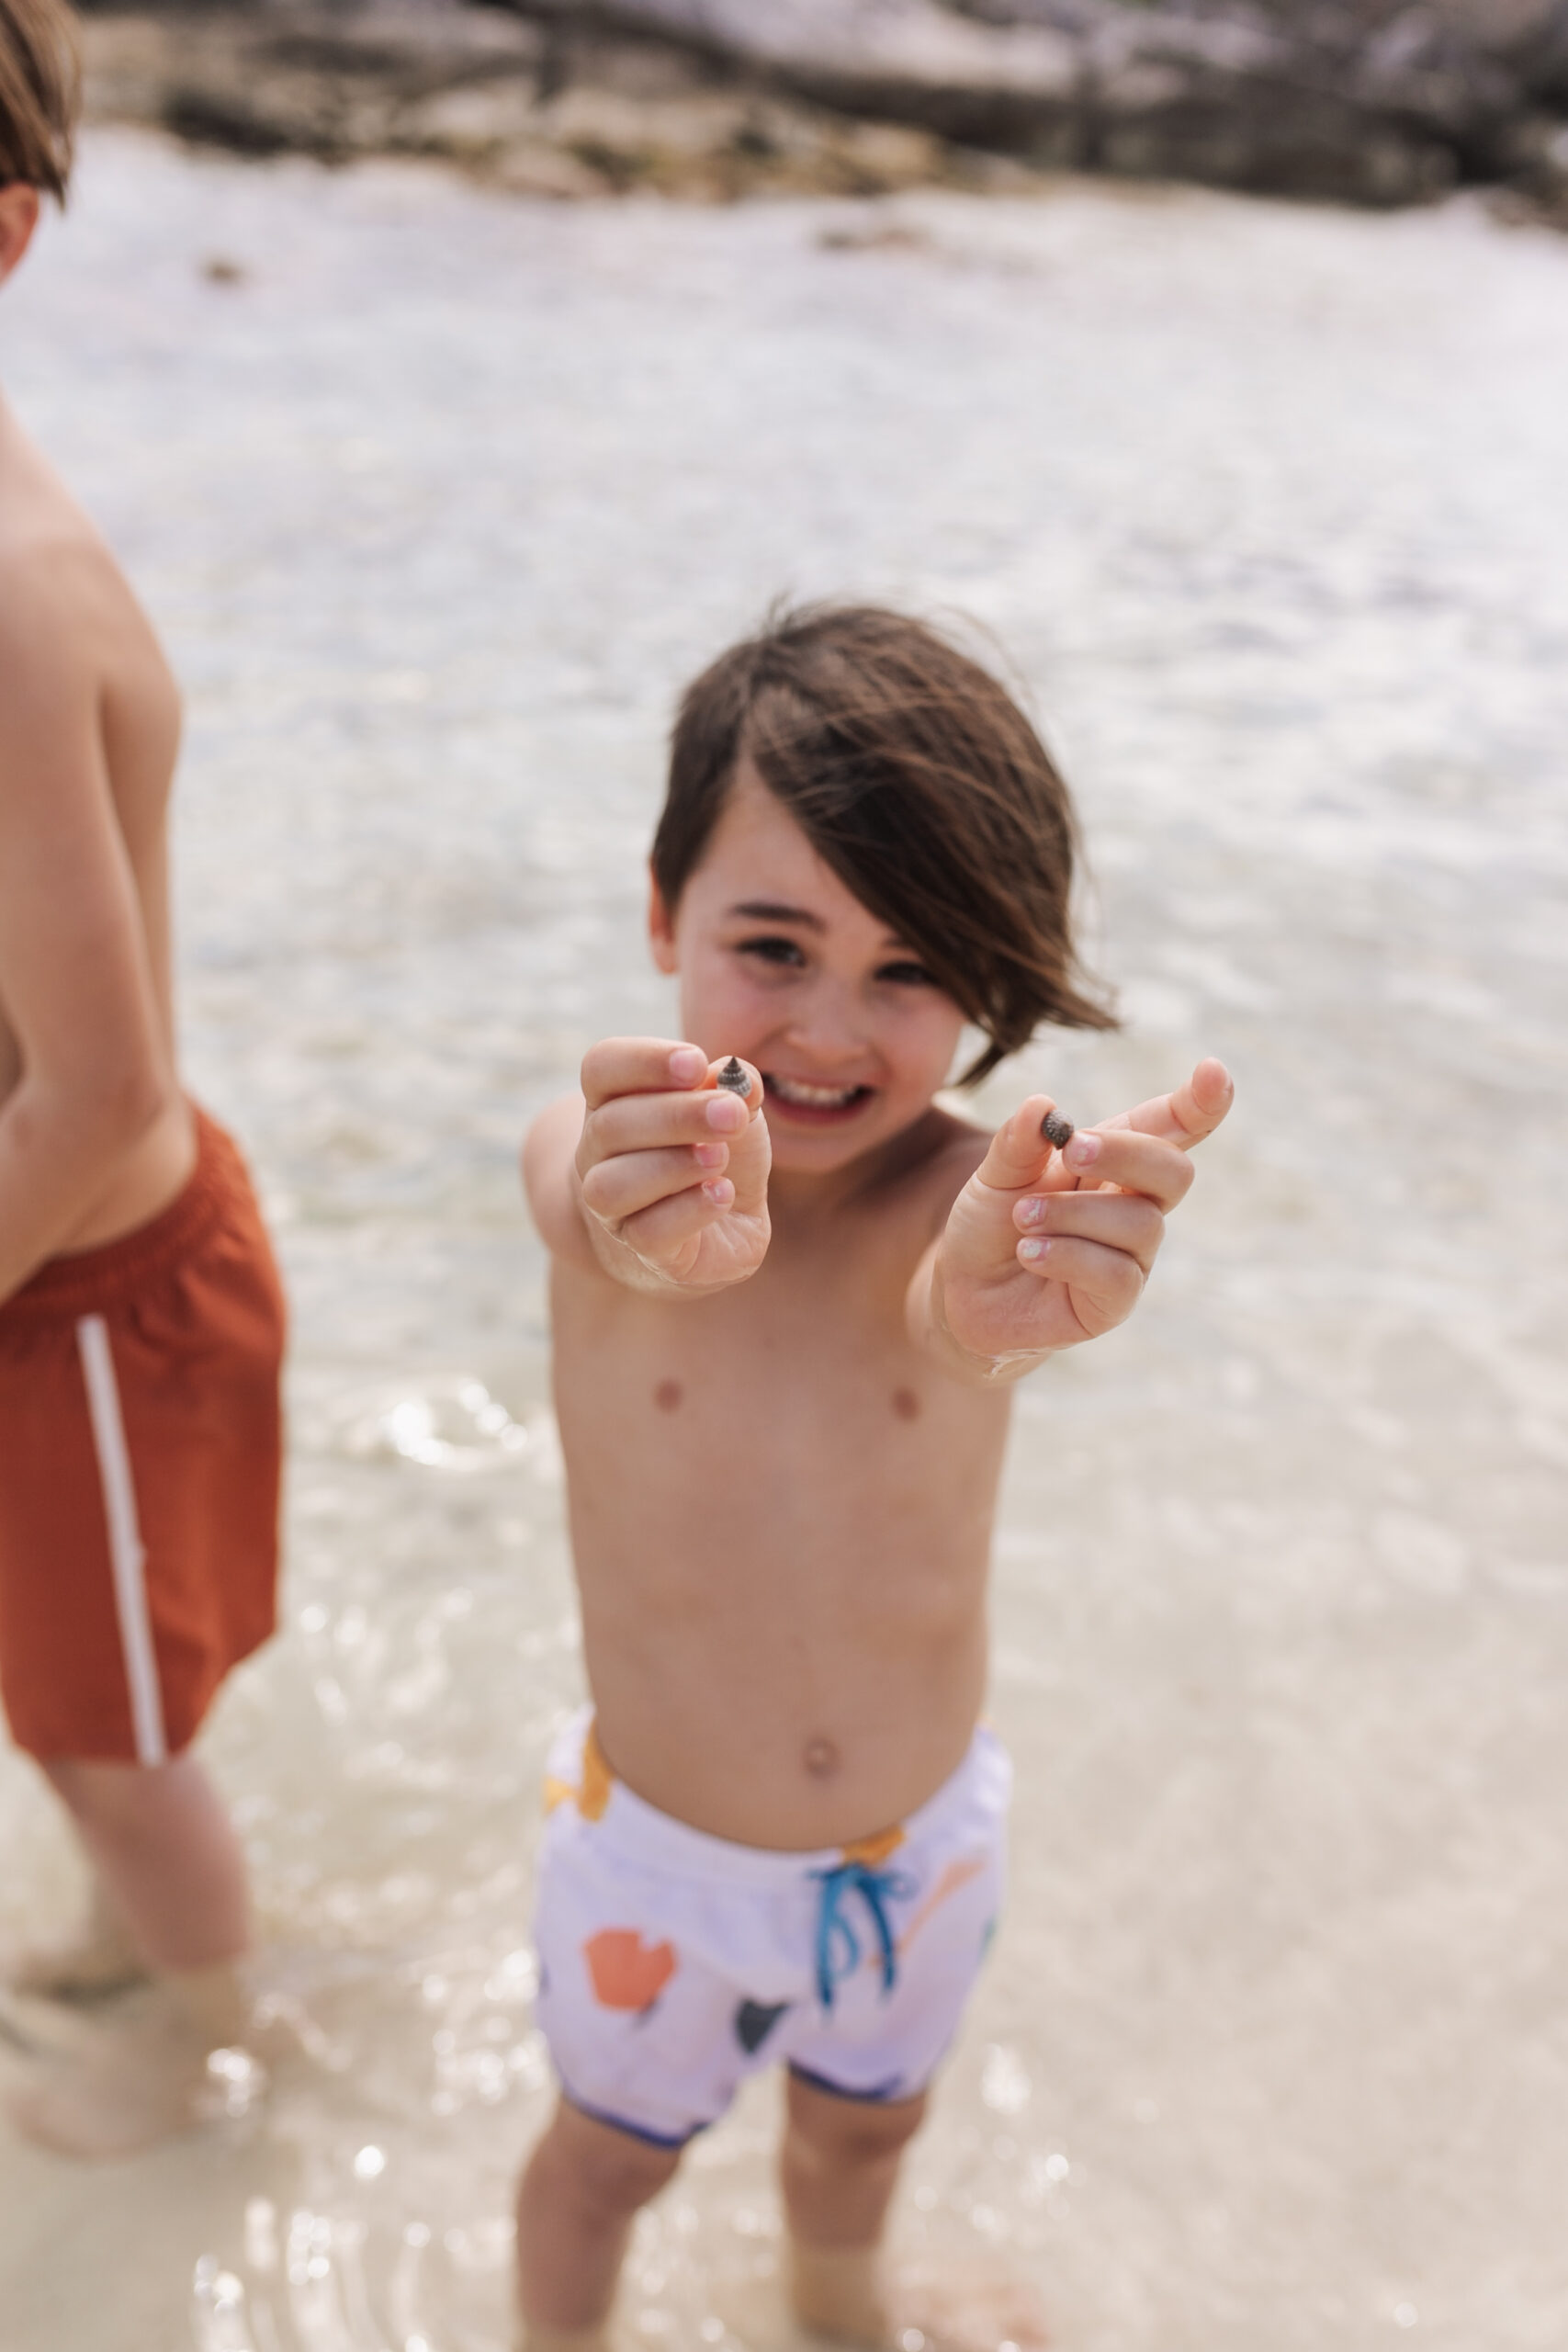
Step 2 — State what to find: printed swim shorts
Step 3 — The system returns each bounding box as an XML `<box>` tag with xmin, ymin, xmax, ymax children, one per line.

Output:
<box><xmin>533</xmin><ymin>1708</ymin><xmax>1010</xmax><ymax>2147</ymax></box>
<box><xmin>0</xmin><ymin>1106</ymin><xmax>286</xmax><ymax>1764</ymax></box>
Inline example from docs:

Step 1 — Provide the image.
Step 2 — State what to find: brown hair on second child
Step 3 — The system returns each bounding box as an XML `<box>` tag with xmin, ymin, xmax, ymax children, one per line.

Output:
<box><xmin>653</xmin><ymin>603</ymin><xmax>1118</xmax><ymax>1085</ymax></box>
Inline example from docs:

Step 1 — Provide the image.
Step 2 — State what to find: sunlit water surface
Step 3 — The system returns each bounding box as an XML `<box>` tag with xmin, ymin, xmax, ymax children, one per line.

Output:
<box><xmin>2</xmin><ymin>129</ymin><xmax>1566</xmax><ymax>2352</ymax></box>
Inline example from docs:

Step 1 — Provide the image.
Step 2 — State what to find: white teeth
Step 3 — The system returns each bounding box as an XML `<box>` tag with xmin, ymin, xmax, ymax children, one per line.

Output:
<box><xmin>768</xmin><ymin>1075</ymin><xmax>863</xmax><ymax>1109</ymax></box>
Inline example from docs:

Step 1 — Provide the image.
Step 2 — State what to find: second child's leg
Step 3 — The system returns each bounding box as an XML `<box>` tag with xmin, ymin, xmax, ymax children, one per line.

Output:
<box><xmin>516</xmin><ymin>2097</ymin><xmax>682</xmax><ymax>2352</ymax></box>
<box><xmin>781</xmin><ymin>2074</ymin><xmax>927</xmax><ymax>2346</ymax></box>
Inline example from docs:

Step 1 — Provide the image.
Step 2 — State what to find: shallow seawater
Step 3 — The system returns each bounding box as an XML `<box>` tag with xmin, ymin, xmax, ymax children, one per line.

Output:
<box><xmin>3</xmin><ymin>130</ymin><xmax>1567</xmax><ymax>2351</ymax></box>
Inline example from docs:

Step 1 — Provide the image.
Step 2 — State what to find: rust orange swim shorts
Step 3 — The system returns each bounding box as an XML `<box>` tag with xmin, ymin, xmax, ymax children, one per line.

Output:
<box><xmin>0</xmin><ymin>1107</ymin><xmax>286</xmax><ymax>1764</ymax></box>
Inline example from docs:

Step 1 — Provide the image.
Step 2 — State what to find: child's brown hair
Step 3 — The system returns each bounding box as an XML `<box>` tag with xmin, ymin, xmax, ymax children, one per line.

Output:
<box><xmin>0</xmin><ymin>0</ymin><xmax>79</xmax><ymax>202</ymax></box>
<box><xmin>653</xmin><ymin>604</ymin><xmax>1117</xmax><ymax>1084</ymax></box>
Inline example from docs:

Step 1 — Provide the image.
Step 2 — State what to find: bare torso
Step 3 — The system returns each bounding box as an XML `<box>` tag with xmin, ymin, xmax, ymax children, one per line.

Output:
<box><xmin>0</xmin><ymin>394</ymin><xmax>194</xmax><ymax>1247</ymax></box>
<box><xmin>550</xmin><ymin>1114</ymin><xmax>1013</xmax><ymax>1849</ymax></box>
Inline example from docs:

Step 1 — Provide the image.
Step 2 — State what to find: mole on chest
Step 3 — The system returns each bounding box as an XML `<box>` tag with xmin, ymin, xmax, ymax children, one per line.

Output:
<box><xmin>653</xmin><ymin>1379</ymin><xmax>682</xmax><ymax>1413</ymax></box>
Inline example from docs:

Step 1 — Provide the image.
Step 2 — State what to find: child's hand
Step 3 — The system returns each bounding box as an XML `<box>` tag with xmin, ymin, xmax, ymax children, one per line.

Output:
<box><xmin>929</xmin><ymin>1058</ymin><xmax>1234</xmax><ymax>1369</ymax></box>
<box><xmin>574</xmin><ymin>1040</ymin><xmax>771</xmax><ymax>1292</ymax></box>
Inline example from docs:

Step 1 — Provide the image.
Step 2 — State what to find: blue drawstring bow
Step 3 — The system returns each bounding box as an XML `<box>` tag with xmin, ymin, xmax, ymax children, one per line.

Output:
<box><xmin>811</xmin><ymin>1860</ymin><xmax>916</xmax><ymax>2009</ymax></box>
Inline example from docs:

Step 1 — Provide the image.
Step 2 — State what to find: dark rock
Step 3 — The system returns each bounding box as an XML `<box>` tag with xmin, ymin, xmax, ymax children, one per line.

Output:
<box><xmin>76</xmin><ymin>0</ymin><xmax>1568</xmax><ymax>211</ymax></box>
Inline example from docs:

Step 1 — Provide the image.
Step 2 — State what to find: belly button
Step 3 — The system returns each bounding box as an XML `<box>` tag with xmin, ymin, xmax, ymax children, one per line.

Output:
<box><xmin>653</xmin><ymin>1379</ymin><xmax>682</xmax><ymax>1412</ymax></box>
<box><xmin>804</xmin><ymin>1736</ymin><xmax>840</xmax><ymax>1780</ymax></box>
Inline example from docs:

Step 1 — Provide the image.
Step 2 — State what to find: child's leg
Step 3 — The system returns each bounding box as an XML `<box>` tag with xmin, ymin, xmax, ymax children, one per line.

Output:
<box><xmin>516</xmin><ymin>2096</ymin><xmax>683</xmax><ymax>2350</ymax></box>
<box><xmin>39</xmin><ymin>1753</ymin><xmax>250</xmax><ymax>1971</ymax></box>
<box><xmin>5</xmin><ymin>1753</ymin><xmax>254</xmax><ymax>2160</ymax></box>
<box><xmin>780</xmin><ymin>2074</ymin><xmax>928</xmax><ymax>2345</ymax></box>
<box><xmin>7</xmin><ymin>1865</ymin><xmax>148</xmax><ymax>1998</ymax></box>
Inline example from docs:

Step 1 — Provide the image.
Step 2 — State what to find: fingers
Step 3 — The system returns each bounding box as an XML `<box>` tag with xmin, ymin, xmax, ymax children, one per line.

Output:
<box><xmin>1013</xmin><ymin>1186</ymin><xmax>1167</xmax><ymax>1274</ymax></box>
<box><xmin>580</xmin><ymin>1037</ymin><xmax>710</xmax><ymax>1113</ymax></box>
<box><xmin>1051</xmin><ymin>1125</ymin><xmax>1195</xmax><ymax>1213</ymax></box>
<box><xmin>1098</xmin><ymin>1058</ymin><xmax>1235</xmax><ymax>1151</ymax></box>
<box><xmin>584</xmin><ymin>1079</ymin><xmax>750</xmax><ymax>1170</ymax></box>
<box><xmin>972</xmin><ymin>1097</ymin><xmax>1069</xmax><ymax>1195</ymax></box>
<box><xmin>576</xmin><ymin>1043</ymin><xmax>764</xmax><ymax>1245</ymax></box>
<box><xmin>581</xmin><ymin>1144</ymin><xmax>732</xmax><ymax>1225</ymax></box>
<box><xmin>615</xmin><ymin>1176</ymin><xmax>736</xmax><ymax>1264</ymax></box>
<box><xmin>1014</xmin><ymin>1231</ymin><xmax>1146</xmax><ymax>1327</ymax></box>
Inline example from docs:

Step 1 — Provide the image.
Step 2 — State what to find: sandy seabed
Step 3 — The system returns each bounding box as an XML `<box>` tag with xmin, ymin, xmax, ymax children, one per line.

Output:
<box><xmin>2</xmin><ymin>130</ymin><xmax>1567</xmax><ymax>2352</ymax></box>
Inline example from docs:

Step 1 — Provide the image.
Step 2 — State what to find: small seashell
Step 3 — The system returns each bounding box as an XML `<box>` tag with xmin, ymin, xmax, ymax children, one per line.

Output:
<box><xmin>1040</xmin><ymin>1110</ymin><xmax>1074</xmax><ymax>1149</ymax></box>
<box><xmin>716</xmin><ymin>1057</ymin><xmax>750</xmax><ymax>1094</ymax></box>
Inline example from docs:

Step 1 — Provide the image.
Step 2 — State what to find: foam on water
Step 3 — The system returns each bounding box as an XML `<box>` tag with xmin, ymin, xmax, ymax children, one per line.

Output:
<box><xmin>1</xmin><ymin>130</ymin><xmax>1565</xmax><ymax>2350</ymax></box>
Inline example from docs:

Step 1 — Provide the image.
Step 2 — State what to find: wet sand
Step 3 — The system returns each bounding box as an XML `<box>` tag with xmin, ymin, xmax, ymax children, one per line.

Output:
<box><xmin>2</xmin><ymin>130</ymin><xmax>1566</xmax><ymax>2351</ymax></box>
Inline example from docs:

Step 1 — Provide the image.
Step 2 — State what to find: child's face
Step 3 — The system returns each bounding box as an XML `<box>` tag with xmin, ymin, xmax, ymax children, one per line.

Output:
<box><xmin>650</xmin><ymin>766</ymin><xmax>966</xmax><ymax>1175</ymax></box>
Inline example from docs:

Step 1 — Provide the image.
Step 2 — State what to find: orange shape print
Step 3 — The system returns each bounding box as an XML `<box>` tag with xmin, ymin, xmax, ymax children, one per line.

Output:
<box><xmin>585</xmin><ymin>1928</ymin><xmax>677</xmax><ymax>2011</ymax></box>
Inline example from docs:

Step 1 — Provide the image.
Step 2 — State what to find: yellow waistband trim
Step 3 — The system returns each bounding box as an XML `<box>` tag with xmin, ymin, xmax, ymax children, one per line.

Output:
<box><xmin>840</xmin><ymin>1823</ymin><xmax>906</xmax><ymax>1868</ymax></box>
<box><xmin>542</xmin><ymin>1714</ymin><xmax>615</xmax><ymax>1821</ymax></box>
<box><xmin>547</xmin><ymin>1717</ymin><xmax>909</xmax><ymax>1861</ymax></box>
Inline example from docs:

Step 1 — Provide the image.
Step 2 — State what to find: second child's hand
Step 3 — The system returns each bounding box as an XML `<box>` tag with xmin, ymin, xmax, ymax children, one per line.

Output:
<box><xmin>574</xmin><ymin>1039</ymin><xmax>771</xmax><ymax>1293</ymax></box>
<box><xmin>925</xmin><ymin>1057</ymin><xmax>1235</xmax><ymax>1374</ymax></box>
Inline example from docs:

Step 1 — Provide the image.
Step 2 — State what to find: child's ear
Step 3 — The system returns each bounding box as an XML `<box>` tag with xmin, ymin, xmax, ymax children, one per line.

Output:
<box><xmin>0</xmin><ymin>187</ymin><xmax>40</xmax><ymax>288</ymax></box>
<box><xmin>648</xmin><ymin>872</ymin><xmax>679</xmax><ymax>974</ymax></box>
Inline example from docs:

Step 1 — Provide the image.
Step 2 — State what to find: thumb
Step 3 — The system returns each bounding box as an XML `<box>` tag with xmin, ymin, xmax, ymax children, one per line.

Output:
<box><xmin>973</xmin><ymin>1097</ymin><xmax>1071</xmax><ymax>1195</ymax></box>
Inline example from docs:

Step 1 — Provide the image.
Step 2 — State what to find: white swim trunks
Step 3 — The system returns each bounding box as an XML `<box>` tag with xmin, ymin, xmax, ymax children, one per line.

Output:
<box><xmin>533</xmin><ymin>1709</ymin><xmax>1010</xmax><ymax>2147</ymax></box>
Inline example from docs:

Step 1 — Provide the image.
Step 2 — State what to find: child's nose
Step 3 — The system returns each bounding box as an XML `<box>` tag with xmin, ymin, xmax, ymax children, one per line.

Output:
<box><xmin>784</xmin><ymin>983</ymin><xmax>870</xmax><ymax>1064</ymax></box>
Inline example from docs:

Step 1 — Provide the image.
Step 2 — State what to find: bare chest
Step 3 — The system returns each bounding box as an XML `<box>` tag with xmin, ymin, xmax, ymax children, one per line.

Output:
<box><xmin>552</xmin><ymin>1218</ymin><xmax>1010</xmax><ymax>1549</ymax></box>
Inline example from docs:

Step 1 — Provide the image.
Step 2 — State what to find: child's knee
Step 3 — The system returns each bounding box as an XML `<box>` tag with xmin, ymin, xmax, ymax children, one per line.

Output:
<box><xmin>528</xmin><ymin>2100</ymin><xmax>682</xmax><ymax>2222</ymax></box>
<box><xmin>784</xmin><ymin>2076</ymin><xmax>928</xmax><ymax>2170</ymax></box>
<box><xmin>39</xmin><ymin>1756</ymin><xmax>141</xmax><ymax>1825</ymax></box>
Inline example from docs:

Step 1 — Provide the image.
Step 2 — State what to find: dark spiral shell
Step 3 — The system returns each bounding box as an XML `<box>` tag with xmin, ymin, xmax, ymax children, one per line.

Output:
<box><xmin>716</xmin><ymin>1057</ymin><xmax>750</xmax><ymax>1094</ymax></box>
<box><xmin>1041</xmin><ymin>1109</ymin><xmax>1075</xmax><ymax>1149</ymax></box>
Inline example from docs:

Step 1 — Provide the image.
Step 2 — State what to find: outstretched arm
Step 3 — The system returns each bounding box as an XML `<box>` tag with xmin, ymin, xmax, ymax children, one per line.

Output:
<box><xmin>908</xmin><ymin>1057</ymin><xmax>1234</xmax><ymax>1384</ymax></box>
<box><xmin>523</xmin><ymin>1038</ymin><xmax>770</xmax><ymax>1295</ymax></box>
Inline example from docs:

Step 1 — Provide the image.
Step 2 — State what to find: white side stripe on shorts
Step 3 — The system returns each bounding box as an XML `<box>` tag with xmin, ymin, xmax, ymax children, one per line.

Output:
<box><xmin>76</xmin><ymin>1315</ymin><xmax>168</xmax><ymax>1766</ymax></box>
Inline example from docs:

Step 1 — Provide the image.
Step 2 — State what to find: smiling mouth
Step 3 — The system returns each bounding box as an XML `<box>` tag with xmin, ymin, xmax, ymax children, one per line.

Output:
<box><xmin>763</xmin><ymin>1074</ymin><xmax>874</xmax><ymax>1117</ymax></box>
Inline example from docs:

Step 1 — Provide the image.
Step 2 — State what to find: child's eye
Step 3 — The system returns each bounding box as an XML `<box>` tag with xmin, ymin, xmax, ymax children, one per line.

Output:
<box><xmin>877</xmin><ymin>959</ymin><xmax>935</xmax><ymax>987</ymax></box>
<box><xmin>737</xmin><ymin>935</ymin><xmax>807</xmax><ymax>968</ymax></box>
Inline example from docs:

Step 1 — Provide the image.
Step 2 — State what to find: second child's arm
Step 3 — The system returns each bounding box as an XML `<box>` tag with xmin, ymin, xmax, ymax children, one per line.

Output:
<box><xmin>908</xmin><ymin>1058</ymin><xmax>1234</xmax><ymax>1384</ymax></box>
<box><xmin>523</xmin><ymin>1038</ymin><xmax>770</xmax><ymax>1295</ymax></box>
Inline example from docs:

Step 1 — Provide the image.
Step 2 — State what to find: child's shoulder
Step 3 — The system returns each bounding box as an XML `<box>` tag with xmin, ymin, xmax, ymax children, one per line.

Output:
<box><xmin>872</xmin><ymin>1098</ymin><xmax>995</xmax><ymax>1234</ymax></box>
<box><xmin>0</xmin><ymin>503</ymin><xmax>115</xmax><ymax>674</ymax></box>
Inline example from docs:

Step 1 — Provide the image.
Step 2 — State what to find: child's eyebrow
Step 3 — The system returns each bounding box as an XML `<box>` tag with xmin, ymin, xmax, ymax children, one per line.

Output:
<box><xmin>728</xmin><ymin>899</ymin><xmax>826</xmax><ymax>931</ymax></box>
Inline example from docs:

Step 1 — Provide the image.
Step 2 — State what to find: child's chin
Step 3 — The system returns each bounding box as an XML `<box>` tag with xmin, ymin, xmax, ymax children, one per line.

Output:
<box><xmin>765</xmin><ymin>1100</ymin><xmax>896</xmax><ymax>1169</ymax></box>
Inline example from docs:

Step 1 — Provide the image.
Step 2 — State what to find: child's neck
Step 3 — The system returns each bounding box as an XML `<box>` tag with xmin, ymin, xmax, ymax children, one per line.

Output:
<box><xmin>766</xmin><ymin>1104</ymin><xmax>953</xmax><ymax>1227</ymax></box>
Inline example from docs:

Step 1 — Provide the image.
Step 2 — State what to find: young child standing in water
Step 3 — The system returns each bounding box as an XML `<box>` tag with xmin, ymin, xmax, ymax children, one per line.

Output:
<box><xmin>520</xmin><ymin>605</ymin><xmax>1233</xmax><ymax>2348</ymax></box>
<box><xmin>0</xmin><ymin>0</ymin><xmax>285</xmax><ymax>2154</ymax></box>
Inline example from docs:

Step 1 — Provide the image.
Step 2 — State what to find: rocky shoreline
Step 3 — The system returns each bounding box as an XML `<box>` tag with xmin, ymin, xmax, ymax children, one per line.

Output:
<box><xmin>77</xmin><ymin>0</ymin><xmax>1568</xmax><ymax>216</ymax></box>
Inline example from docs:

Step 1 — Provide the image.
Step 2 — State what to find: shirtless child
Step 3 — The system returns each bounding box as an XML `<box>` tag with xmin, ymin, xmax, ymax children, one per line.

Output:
<box><xmin>0</xmin><ymin>0</ymin><xmax>285</xmax><ymax>2155</ymax></box>
<box><xmin>519</xmin><ymin>605</ymin><xmax>1234</xmax><ymax>2347</ymax></box>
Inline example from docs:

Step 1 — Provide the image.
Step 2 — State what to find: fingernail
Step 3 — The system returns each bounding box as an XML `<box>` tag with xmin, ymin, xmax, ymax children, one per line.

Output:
<box><xmin>1065</xmin><ymin>1132</ymin><xmax>1100</xmax><ymax>1168</ymax></box>
<box><xmin>670</xmin><ymin>1046</ymin><xmax>705</xmax><ymax>1083</ymax></box>
<box><xmin>705</xmin><ymin>1092</ymin><xmax>746</xmax><ymax>1132</ymax></box>
<box><xmin>1018</xmin><ymin>1197</ymin><xmax>1047</xmax><ymax>1228</ymax></box>
<box><xmin>702</xmin><ymin>1178</ymin><xmax>734</xmax><ymax>1206</ymax></box>
<box><xmin>694</xmin><ymin>1141</ymin><xmax>727</xmax><ymax>1170</ymax></box>
<box><xmin>1019</xmin><ymin>1237</ymin><xmax>1050</xmax><ymax>1262</ymax></box>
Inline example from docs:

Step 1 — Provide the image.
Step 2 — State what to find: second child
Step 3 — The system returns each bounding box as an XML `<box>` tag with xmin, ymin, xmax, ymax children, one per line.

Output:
<box><xmin>519</xmin><ymin>605</ymin><xmax>1233</xmax><ymax>2347</ymax></box>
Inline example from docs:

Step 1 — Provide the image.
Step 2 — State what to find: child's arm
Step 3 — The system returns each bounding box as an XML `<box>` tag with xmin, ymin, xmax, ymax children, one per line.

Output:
<box><xmin>523</xmin><ymin>1038</ymin><xmax>770</xmax><ymax>1295</ymax></box>
<box><xmin>0</xmin><ymin>573</ymin><xmax>178</xmax><ymax>1306</ymax></box>
<box><xmin>908</xmin><ymin>1057</ymin><xmax>1234</xmax><ymax>1384</ymax></box>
